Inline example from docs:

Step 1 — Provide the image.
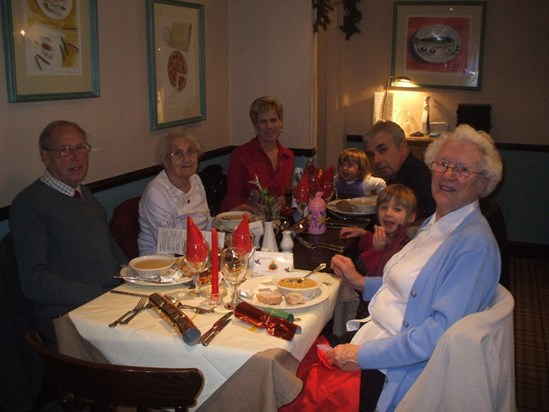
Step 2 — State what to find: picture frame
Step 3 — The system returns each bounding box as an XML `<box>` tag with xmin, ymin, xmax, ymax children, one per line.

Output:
<box><xmin>392</xmin><ymin>1</ymin><xmax>486</xmax><ymax>90</ymax></box>
<box><xmin>146</xmin><ymin>0</ymin><xmax>206</xmax><ymax>129</ymax></box>
<box><xmin>1</xmin><ymin>0</ymin><xmax>99</xmax><ymax>102</ymax></box>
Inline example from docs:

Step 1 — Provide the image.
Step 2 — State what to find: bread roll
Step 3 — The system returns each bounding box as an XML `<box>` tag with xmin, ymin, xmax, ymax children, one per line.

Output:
<box><xmin>336</xmin><ymin>200</ymin><xmax>353</xmax><ymax>213</ymax></box>
<box><xmin>285</xmin><ymin>293</ymin><xmax>305</xmax><ymax>305</ymax></box>
<box><xmin>256</xmin><ymin>289</ymin><xmax>282</xmax><ymax>305</ymax></box>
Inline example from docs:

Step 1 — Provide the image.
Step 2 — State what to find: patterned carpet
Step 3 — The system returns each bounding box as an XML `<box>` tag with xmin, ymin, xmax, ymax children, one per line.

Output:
<box><xmin>510</xmin><ymin>257</ymin><xmax>549</xmax><ymax>411</ymax></box>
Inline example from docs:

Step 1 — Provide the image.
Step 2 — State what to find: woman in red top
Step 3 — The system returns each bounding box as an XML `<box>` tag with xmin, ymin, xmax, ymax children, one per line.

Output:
<box><xmin>220</xmin><ymin>96</ymin><xmax>294</xmax><ymax>212</ymax></box>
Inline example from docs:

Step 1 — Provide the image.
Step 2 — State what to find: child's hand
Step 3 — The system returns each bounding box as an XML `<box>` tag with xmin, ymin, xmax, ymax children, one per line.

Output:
<box><xmin>372</xmin><ymin>225</ymin><xmax>388</xmax><ymax>250</ymax></box>
<box><xmin>339</xmin><ymin>227</ymin><xmax>367</xmax><ymax>239</ymax></box>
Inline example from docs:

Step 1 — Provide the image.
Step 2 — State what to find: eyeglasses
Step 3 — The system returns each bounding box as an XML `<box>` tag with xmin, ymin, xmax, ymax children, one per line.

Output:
<box><xmin>431</xmin><ymin>161</ymin><xmax>482</xmax><ymax>179</ymax></box>
<box><xmin>170</xmin><ymin>148</ymin><xmax>198</xmax><ymax>159</ymax></box>
<box><xmin>43</xmin><ymin>143</ymin><xmax>92</xmax><ymax>157</ymax></box>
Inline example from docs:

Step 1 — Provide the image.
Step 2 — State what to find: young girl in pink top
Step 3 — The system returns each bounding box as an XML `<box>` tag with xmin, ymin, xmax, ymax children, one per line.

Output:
<box><xmin>340</xmin><ymin>184</ymin><xmax>417</xmax><ymax>318</ymax></box>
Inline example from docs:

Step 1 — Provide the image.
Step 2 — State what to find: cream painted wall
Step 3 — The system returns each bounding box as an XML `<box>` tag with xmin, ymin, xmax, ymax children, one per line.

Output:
<box><xmin>340</xmin><ymin>0</ymin><xmax>549</xmax><ymax>144</ymax></box>
<box><xmin>228</xmin><ymin>0</ymin><xmax>315</xmax><ymax>150</ymax></box>
<box><xmin>0</xmin><ymin>0</ymin><xmax>229</xmax><ymax>208</ymax></box>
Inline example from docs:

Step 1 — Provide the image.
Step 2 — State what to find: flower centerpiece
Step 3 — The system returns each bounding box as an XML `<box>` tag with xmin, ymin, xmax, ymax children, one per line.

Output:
<box><xmin>248</xmin><ymin>176</ymin><xmax>282</xmax><ymax>222</ymax></box>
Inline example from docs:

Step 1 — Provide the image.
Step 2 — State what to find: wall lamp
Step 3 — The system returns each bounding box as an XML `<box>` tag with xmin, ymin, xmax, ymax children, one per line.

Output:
<box><xmin>380</xmin><ymin>75</ymin><xmax>418</xmax><ymax>121</ymax></box>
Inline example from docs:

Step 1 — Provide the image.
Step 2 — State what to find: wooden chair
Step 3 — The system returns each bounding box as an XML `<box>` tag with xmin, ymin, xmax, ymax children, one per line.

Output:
<box><xmin>26</xmin><ymin>330</ymin><xmax>204</xmax><ymax>412</ymax></box>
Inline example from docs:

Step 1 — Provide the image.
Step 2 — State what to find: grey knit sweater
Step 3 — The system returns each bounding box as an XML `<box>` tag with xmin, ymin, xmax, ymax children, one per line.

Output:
<box><xmin>10</xmin><ymin>180</ymin><xmax>127</xmax><ymax>320</ymax></box>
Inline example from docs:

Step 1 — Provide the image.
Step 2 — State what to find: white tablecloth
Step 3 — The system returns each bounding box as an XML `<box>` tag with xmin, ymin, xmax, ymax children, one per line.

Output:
<box><xmin>62</xmin><ymin>271</ymin><xmax>341</xmax><ymax>410</ymax></box>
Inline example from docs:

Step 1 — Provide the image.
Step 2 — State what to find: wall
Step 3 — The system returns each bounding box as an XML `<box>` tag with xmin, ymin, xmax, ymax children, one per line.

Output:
<box><xmin>228</xmin><ymin>0</ymin><xmax>315</xmax><ymax>150</ymax></box>
<box><xmin>342</xmin><ymin>0</ymin><xmax>549</xmax><ymax>145</ymax></box>
<box><xmin>0</xmin><ymin>0</ymin><xmax>230</xmax><ymax>208</ymax></box>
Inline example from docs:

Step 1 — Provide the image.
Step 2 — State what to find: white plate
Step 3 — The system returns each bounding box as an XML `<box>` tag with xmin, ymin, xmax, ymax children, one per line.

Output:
<box><xmin>327</xmin><ymin>196</ymin><xmax>377</xmax><ymax>216</ymax></box>
<box><xmin>213</xmin><ymin>211</ymin><xmax>261</xmax><ymax>232</ymax></box>
<box><xmin>238</xmin><ymin>275</ymin><xmax>329</xmax><ymax>310</ymax></box>
<box><xmin>119</xmin><ymin>267</ymin><xmax>192</xmax><ymax>287</ymax></box>
<box><xmin>36</xmin><ymin>0</ymin><xmax>73</xmax><ymax>20</ymax></box>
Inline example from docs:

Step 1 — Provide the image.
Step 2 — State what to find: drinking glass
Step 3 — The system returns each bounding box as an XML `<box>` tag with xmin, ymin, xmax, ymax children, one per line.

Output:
<box><xmin>293</xmin><ymin>184</ymin><xmax>310</xmax><ymax>221</ymax></box>
<box><xmin>221</xmin><ymin>247</ymin><xmax>248</xmax><ymax>310</ymax></box>
<box><xmin>183</xmin><ymin>240</ymin><xmax>210</xmax><ymax>296</ymax></box>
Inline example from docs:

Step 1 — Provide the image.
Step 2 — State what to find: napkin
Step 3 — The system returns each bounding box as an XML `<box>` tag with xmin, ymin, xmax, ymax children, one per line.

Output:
<box><xmin>186</xmin><ymin>216</ymin><xmax>208</xmax><ymax>262</ymax></box>
<box><xmin>294</xmin><ymin>169</ymin><xmax>310</xmax><ymax>203</ymax></box>
<box><xmin>320</xmin><ymin>165</ymin><xmax>335</xmax><ymax>199</ymax></box>
<box><xmin>232</xmin><ymin>213</ymin><xmax>252</xmax><ymax>252</ymax></box>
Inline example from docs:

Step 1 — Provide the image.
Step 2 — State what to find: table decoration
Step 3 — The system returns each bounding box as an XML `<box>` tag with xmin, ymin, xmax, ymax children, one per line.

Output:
<box><xmin>252</xmin><ymin>251</ymin><xmax>293</xmax><ymax>276</ymax></box>
<box><xmin>148</xmin><ymin>293</ymin><xmax>201</xmax><ymax>345</ymax></box>
<box><xmin>234</xmin><ymin>301</ymin><xmax>299</xmax><ymax>341</ymax></box>
<box><xmin>184</xmin><ymin>216</ymin><xmax>210</xmax><ymax>296</ymax></box>
<box><xmin>208</xmin><ymin>228</ymin><xmax>222</xmax><ymax>306</ymax></box>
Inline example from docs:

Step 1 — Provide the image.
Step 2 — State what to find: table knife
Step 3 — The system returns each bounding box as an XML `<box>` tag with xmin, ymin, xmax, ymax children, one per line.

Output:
<box><xmin>200</xmin><ymin>312</ymin><xmax>233</xmax><ymax>346</ymax></box>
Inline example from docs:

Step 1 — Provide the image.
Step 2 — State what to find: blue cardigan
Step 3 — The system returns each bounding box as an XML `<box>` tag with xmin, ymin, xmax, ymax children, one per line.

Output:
<box><xmin>360</xmin><ymin>205</ymin><xmax>500</xmax><ymax>411</ymax></box>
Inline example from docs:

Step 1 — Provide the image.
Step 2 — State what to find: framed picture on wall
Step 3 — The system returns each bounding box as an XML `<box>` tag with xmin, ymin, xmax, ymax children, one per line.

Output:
<box><xmin>0</xmin><ymin>0</ymin><xmax>99</xmax><ymax>102</ymax></box>
<box><xmin>146</xmin><ymin>0</ymin><xmax>206</xmax><ymax>129</ymax></box>
<box><xmin>392</xmin><ymin>1</ymin><xmax>487</xmax><ymax>90</ymax></box>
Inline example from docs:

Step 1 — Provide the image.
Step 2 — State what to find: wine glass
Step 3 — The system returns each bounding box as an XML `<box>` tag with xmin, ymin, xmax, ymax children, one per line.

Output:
<box><xmin>293</xmin><ymin>183</ymin><xmax>310</xmax><ymax>221</ymax></box>
<box><xmin>183</xmin><ymin>240</ymin><xmax>210</xmax><ymax>296</ymax></box>
<box><xmin>221</xmin><ymin>247</ymin><xmax>248</xmax><ymax>310</ymax></box>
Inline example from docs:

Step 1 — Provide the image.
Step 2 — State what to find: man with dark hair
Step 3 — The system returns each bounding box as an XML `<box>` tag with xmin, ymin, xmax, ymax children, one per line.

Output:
<box><xmin>363</xmin><ymin>120</ymin><xmax>435</xmax><ymax>221</ymax></box>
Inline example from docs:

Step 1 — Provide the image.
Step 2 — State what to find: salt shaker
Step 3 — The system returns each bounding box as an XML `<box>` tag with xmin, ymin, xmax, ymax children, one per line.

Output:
<box><xmin>280</xmin><ymin>230</ymin><xmax>294</xmax><ymax>253</ymax></box>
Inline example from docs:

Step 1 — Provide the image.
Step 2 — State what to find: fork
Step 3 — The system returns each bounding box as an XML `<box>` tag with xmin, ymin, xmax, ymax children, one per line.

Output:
<box><xmin>109</xmin><ymin>297</ymin><xmax>147</xmax><ymax>328</ymax></box>
<box><xmin>295</xmin><ymin>236</ymin><xmax>344</xmax><ymax>253</ymax></box>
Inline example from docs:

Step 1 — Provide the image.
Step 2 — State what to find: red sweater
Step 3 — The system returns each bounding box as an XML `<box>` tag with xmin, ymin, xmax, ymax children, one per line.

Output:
<box><xmin>220</xmin><ymin>137</ymin><xmax>294</xmax><ymax>212</ymax></box>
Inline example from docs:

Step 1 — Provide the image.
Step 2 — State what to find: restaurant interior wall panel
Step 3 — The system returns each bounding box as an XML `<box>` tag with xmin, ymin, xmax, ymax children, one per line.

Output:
<box><xmin>0</xmin><ymin>0</ymin><xmax>230</xmax><ymax>209</ymax></box>
<box><xmin>227</xmin><ymin>0</ymin><xmax>315</xmax><ymax>150</ymax></box>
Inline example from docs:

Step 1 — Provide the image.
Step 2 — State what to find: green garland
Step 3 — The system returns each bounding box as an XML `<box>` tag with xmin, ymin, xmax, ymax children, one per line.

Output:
<box><xmin>313</xmin><ymin>0</ymin><xmax>362</xmax><ymax>39</ymax></box>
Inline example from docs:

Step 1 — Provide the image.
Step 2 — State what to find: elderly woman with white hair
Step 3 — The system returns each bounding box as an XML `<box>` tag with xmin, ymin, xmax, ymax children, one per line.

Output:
<box><xmin>138</xmin><ymin>132</ymin><xmax>212</xmax><ymax>256</ymax></box>
<box><xmin>284</xmin><ymin>125</ymin><xmax>504</xmax><ymax>412</ymax></box>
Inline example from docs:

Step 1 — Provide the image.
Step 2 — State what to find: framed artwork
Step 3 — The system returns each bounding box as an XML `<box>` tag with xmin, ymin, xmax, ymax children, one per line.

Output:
<box><xmin>146</xmin><ymin>0</ymin><xmax>206</xmax><ymax>129</ymax></box>
<box><xmin>1</xmin><ymin>0</ymin><xmax>99</xmax><ymax>102</ymax></box>
<box><xmin>392</xmin><ymin>1</ymin><xmax>486</xmax><ymax>90</ymax></box>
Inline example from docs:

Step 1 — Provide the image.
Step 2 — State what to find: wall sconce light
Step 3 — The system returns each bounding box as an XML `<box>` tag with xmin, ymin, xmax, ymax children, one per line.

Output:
<box><xmin>380</xmin><ymin>75</ymin><xmax>417</xmax><ymax>121</ymax></box>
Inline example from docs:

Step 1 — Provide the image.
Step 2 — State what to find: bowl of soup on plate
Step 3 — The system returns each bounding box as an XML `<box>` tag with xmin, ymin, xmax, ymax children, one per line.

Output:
<box><xmin>276</xmin><ymin>276</ymin><xmax>319</xmax><ymax>299</ymax></box>
<box><xmin>129</xmin><ymin>255</ymin><xmax>175</xmax><ymax>280</ymax></box>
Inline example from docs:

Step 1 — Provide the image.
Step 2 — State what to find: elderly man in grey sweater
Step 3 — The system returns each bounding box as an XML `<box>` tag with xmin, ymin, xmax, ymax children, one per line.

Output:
<box><xmin>10</xmin><ymin>120</ymin><xmax>127</xmax><ymax>346</ymax></box>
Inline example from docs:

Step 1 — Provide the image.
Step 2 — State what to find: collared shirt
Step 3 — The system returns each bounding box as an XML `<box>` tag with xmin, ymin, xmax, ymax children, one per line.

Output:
<box><xmin>40</xmin><ymin>170</ymin><xmax>82</xmax><ymax>198</ymax></box>
<box><xmin>350</xmin><ymin>201</ymin><xmax>479</xmax><ymax>345</ymax></box>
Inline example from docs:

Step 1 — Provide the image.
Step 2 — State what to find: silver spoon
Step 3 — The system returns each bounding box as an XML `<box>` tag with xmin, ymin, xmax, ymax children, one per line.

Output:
<box><xmin>294</xmin><ymin>263</ymin><xmax>326</xmax><ymax>283</ymax></box>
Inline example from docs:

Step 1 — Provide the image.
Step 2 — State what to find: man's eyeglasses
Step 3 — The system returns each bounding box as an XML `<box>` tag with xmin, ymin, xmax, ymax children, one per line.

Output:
<box><xmin>43</xmin><ymin>143</ymin><xmax>92</xmax><ymax>157</ymax></box>
<box><xmin>170</xmin><ymin>148</ymin><xmax>198</xmax><ymax>159</ymax></box>
<box><xmin>431</xmin><ymin>161</ymin><xmax>482</xmax><ymax>179</ymax></box>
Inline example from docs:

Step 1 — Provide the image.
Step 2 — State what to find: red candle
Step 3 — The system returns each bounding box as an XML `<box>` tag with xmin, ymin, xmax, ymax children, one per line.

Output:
<box><xmin>211</xmin><ymin>228</ymin><xmax>219</xmax><ymax>295</ymax></box>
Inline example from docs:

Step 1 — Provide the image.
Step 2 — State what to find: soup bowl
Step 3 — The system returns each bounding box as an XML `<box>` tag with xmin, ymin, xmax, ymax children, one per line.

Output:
<box><xmin>276</xmin><ymin>276</ymin><xmax>319</xmax><ymax>299</ymax></box>
<box><xmin>129</xmin><ymin>255</ymin><xmax>175</xmax><ymax>280</ymax></box>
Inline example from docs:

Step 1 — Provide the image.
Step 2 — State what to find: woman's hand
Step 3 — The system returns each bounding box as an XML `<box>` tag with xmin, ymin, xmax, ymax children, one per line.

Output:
<box><xmin>372</xmin><ymin>225</ymin><xmax>388</xmax><ymax>250</ymax></box>
<box><xmin>339</xmin><ymin>226</ymin><xmax>367</xmax><ymax>239</ymax></box>
<box><xmin>326</xmin><ymin>344</ymin><xmax>361</xmax><ymax>371</ymax></box>
<box><xmin>330</xmin><ymin>254</ymin><xmax>365</xmax><ymax>291</ymax></box>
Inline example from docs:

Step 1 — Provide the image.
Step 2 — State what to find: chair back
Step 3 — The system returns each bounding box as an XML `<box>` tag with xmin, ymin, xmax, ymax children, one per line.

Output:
<box><xmin>396</xmin><ymin>285</ymin><xmax>517</xmax><ymax>411</ymax></box>
<box><xmin>109</xmin><ymin>196</ymin><xmax>141</xmax><ymax>260</ymax></box>
<box><xmin>26</xmin><ymin>330</ymin><xmax>204</xmax><ymax>411</ymax></box>
<box><xmin>199</xmin><ymin>164</ymin><xmax>227</xmax><ymax>216</ymax></box>
<box><xmin>1</xmin><ymin>234</ymin><xmax>42</xmax><ymax>411</ymax></box>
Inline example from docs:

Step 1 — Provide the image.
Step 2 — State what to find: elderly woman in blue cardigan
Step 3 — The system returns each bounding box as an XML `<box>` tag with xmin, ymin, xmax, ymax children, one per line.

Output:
<box><xmin>288</xmin><ymin>124</ymin><xmax>504</xmax><ymax>412</ymax></box>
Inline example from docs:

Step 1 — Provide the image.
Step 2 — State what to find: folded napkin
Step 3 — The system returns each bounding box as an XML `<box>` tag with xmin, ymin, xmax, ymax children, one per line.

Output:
<box><xmin>232</xmin><ymin>213</ymin><xmax>252</xmax><ymax>253</ymax></box>
<box><xmin>186</xmin><ymin>216</ymin><xmax>208</xmax><ymax>262</ymax></box>
<box><xmin>294</xmin><ymin>169</ymin><xmax>310</xmax><ymax>203</ymax></box>
<box><xmin>320</xmin><ymin>165</ymin><xmax>335</xmax><ymax>199</ymax></box>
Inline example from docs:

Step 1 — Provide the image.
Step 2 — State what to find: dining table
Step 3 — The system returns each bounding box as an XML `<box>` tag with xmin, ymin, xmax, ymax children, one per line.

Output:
<box><xmin>54</xmin><ymin>210</ymin><xmax>373</xmax><ymax>411</ymax></box>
